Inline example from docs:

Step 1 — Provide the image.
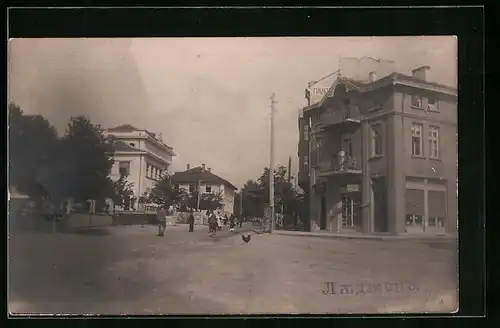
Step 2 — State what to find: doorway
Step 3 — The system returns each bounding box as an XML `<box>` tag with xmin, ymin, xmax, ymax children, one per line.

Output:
<box><xmin>320</xmin><ymin>196</ymin><xmax>327</xmax><ymax>230</ymax></box>
<box><xmin>341</xmin><ymin>194</ymin><xmax>358</xmax><ymax>228</ymax></box>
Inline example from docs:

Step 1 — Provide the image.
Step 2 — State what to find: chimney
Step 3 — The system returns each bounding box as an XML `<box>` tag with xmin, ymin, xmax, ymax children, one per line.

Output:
<box><xmin>202</xmin><ymin>163</ymin><xmax>206</xmax><ymax>171</ymax></box>
<box><xmin>368</xmin><ymin>71</ymin><xmax>377</xmax><ymax>82</ymax></box>
<box><xmin>411</xmin><ymin>65</ymin><xmax>431</xmax><ymax>81</ymax></box>
<box><xmin>208</xmin><ymin>168</ymin><xmax>211</xmax><ymax>173</ymax></box>
<box><xmin>186</xmin><ymin>164</ymin><xmax>190</xmax><ymax>170</ymax></box>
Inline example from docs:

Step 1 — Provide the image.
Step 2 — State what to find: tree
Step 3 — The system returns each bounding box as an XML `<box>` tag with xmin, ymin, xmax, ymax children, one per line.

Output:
<box><xmin>187</xmin><ymin>191</ymin><xmax>224</xmax><ymax>211</ymax></box>
<box><xmin>148</xmin><ymin>174</ymin><xmax>187</xmax><ymax>208</ymax></box>
<box><xmin>111</xmin><ymin>175</ymin><xmax>135</xmax><ymax>210</ymax></box>
<box><xmin>58</xmin><ymin>116</ymin><xmax>115</xmax><ymax>202</ymax></box>
<box><xmin>241</xmin><ymin>179</ymin><xmax>265</xmax><ymax>218</ymax></box>
<box><xmin>257</xmin><ymin>166</ymin><xmax>298</xmax><ymax>216</ymax></box>
<box><xmin>8</xmin><ymin>103</ymin><xmax>60</xmax><ymax>203</ymax></box>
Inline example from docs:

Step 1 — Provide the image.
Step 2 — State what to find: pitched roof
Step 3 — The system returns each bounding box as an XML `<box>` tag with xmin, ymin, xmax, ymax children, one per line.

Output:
<box><xmin>106</xmin><ymin>125</ymin><xmax>176</xmax><ymax>156</ymax></box>
<box><xmin>171</xmin><ymin>167</ymin><xmax>237</xmax><ymax>190</ymax></box>
<box><xmin>304</xmin><ymin>73</ymin><xmax>457</xmax><ymax>113</ymax></box>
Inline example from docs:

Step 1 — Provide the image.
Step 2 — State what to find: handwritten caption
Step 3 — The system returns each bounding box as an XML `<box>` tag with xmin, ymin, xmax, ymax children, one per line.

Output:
<box><xmin>322</xmin><ymin>281</ymin><xmax>419</xmax><ymax>296</ymax></box>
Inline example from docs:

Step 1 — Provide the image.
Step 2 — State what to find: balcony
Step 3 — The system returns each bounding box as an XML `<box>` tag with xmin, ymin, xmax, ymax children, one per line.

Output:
<box><xmin>317</xmin><ymin>153</ymin><xmax>362</xmax><ymax>177</ymax></box>
<box><xmin>313</xmin><ymin>107</ymin><xmax>360</xmax><ymax>134</ymax></box>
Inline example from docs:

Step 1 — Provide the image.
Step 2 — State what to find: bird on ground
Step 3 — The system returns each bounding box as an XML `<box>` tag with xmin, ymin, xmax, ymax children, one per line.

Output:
<box><xmin>241</xmin><ymin>234</ymin><xmax>252</xmax><ymax>244</ymax></box>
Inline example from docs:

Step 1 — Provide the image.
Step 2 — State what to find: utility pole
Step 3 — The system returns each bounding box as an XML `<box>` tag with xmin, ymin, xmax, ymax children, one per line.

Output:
<box><xmin>288</xmin><ymin>156</ymin><xmax>292</xmax><ymax>183</ymax></box>
<box><xmin>239</xmin><ymin>190</ymin><xmax>243</xmax><ymax>217</ymax></box>
<box><xmin>269</xmin><ymin>93</ymin><xmax>277</xmax><ymax>233</ymax></box>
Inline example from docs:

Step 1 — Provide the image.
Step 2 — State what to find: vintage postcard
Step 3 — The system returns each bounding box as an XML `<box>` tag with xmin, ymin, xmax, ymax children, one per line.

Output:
<box><xmin>8</xmin><ymin>36</ymin><xmax>458</xmax><ymax>315</ymax></box>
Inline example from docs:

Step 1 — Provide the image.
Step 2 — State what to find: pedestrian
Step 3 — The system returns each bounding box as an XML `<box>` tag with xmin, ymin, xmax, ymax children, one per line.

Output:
<box><xmin>157</xmin><ymin>205</ymin><xmax>167</xmax><ymax>236</ymax></box>
<box><xmin>216</xmin><ymin>211</ymin><xmax>223</xmax><ymax>230</ymax></box>
<box><xmin>188</xmin><ymin>209</ymin><xmax>195</xmax><ymax>232</ymax></box>
<box><xmin>239</xmin><ymin>216</ymin><xmax>243</xmax><ymax>228</ymax></box>
<box><xmin>224</xmin><ymin>214</ymin><xmax>229</xmax><ymax>226</ymax></box>
<box><xmin>208</xmin><ymin>210</ymin><xmax>217</xmax><ymax>236</ymax></box>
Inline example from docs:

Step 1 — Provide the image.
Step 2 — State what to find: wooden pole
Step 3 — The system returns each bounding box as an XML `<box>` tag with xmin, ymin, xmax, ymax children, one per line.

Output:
<box><xmin>270</xmin><ymin>93</ymin><xmax>277</xmax><ymax>233</ymax></box>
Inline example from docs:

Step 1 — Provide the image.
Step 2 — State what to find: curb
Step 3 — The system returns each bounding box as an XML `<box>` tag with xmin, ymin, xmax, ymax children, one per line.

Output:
<box><xmin>273</xmin><ymin>231</ymin><xmax>457</xmax><ymax>242</ymax></box>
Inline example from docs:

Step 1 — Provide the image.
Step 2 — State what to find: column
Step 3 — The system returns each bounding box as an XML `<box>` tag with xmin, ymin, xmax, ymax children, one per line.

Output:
<box><xmin>386</xmin><ymin>116</ymin><xmax>406</xmax><ymax>235</ymax></box>
<box><xmin>360</xmin><ymin>120</ymin><xmax>371</xmax><ymax>233</ymax></box>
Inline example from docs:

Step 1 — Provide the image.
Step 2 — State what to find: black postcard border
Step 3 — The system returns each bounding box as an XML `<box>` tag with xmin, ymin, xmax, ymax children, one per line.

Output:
<box><xmin>5</xmin><ymin>5</ymin><xmax>487</xmax><ymax>325</ymax></box>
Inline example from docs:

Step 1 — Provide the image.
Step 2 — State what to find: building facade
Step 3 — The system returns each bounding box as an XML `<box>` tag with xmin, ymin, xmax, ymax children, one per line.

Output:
<box><xmin>104</xmin><ymin>124</ymin><xmax>176</xmax><ymax>208</ymax></box>
<box><xmin>171</xmin><ymin>164</ymin><xmax>237</xmax><ymax>215</ymax></box>
<box><xmin>297</xmin><ymin>66</ymin><xmax>457</xmax><ymax>235</ymax></box>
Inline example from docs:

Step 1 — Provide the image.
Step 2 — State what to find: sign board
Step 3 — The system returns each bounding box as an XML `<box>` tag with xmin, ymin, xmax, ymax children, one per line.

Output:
<box><xmin>305</xmin><ymin>73</ymin><xmax>338</xmax><ymax>106</ymax></box>
<box><xmin>340</xmin><ymin>184</ymin><xmax>360</xmax><ymax>193</ymax></box>
<box><xmin>346</xmin><ymin>184</ymin><xmax>359</xmax><ymax>192</ymax></box>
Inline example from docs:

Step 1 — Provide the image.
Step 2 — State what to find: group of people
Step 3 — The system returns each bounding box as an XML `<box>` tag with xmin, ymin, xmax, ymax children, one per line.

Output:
<box><xmin>156</xmin><ymin>205</ymin><xmax>243</xmax><ymax>237</ymax></box>
<box><xmin>206</xmin><ymin>209</ymin><xmax>243</xmax><ymax>235</ymax></box>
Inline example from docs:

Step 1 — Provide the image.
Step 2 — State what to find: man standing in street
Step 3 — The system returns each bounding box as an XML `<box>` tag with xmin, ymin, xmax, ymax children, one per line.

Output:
<box><xmin>157</xmin><ymin>205</ymin><xmax>167</xmax><ymax>236</ymax></box>
<box><xmin>188</xmin><ymin>209</ymin><xmax>195</xmax><ymax>232</ymax></box>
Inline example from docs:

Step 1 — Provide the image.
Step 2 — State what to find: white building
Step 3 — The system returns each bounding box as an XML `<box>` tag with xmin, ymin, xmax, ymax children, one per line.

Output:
<box><xmin>171</xmin><ymin>164</ymin><xmax>237</xmax><ymax>215</ymax></box>
<box><xmin>104</xmin><ymin>124</ymin><xmax>176</xmax><ymax>208</ymax></box>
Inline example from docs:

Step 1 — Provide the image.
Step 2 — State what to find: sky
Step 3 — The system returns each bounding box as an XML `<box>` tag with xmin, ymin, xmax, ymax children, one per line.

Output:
<box><xmin>8</xmin><ymin>36</ymin><xmax>457</xmax><ymax>189</ymax></box>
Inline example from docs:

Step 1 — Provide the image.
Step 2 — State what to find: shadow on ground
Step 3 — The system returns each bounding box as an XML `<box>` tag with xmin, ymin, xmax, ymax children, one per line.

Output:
<box><xmin>8</xmin><ymin>229</ymin><xmax>167</xmax><ymax>314</ymax></box>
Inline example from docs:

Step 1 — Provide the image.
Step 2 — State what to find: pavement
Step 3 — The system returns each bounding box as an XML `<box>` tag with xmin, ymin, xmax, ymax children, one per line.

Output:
<box><xmin>8</xmin><ymin>222</ymin><xmax>458</xmax><ymax>315</ymax></box>
<box><xmin>274</xmin><ymin>230</ymin><xmax>458</xmax><ymax>241</ymax></box>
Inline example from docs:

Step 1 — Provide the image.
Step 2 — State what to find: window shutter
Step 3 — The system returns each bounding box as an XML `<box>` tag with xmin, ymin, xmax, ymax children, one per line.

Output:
<box><xmin>405</xmin><ymin>189</ymin><xmax>424</xmax><ymax>215</ymax></box>
<box><xmin>428</xmin><ymin>190</ymin><xmax>446</xmax><ymax>217</ymax></box>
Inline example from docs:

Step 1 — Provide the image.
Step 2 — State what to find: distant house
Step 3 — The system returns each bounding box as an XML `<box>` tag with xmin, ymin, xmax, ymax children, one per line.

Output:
<box><xmin>171</xmin><ymin>164</ymin><xmax>237</xmax><ymax>214</ymax></box>
<box><xmin>103</xmin><ymin>124</ymin><xmax>176</xmax><ymax>209</ymax></box>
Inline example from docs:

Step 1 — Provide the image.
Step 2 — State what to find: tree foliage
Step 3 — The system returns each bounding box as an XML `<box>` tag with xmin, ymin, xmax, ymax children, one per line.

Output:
<box><xmin>8</xmin><ymin>103</ymin><xmax>60</xmax><ymax>200</ymax></box>
<box><xmin>8</xmin><ymin>103</ymin><xmax>116</xmax><ymax>206</ymax></box>
<box><xmin>186</xmin><ymin>190</ymin><xmax>224</xmax><ymax>211</ymax></box>
<box><xmin>57</xmin><ymin>116</ymin><xmax>115</xmax><ymax>202</ymax></box>
<box><xmin>111</xmin><ymin>175</ymin><xmax>135</xmax><ymax>209</ymax></box>
<box><xmin>241</xmin><ymin>166</ymin><xmax>301</xmax><ymax>220</ymax></box>
<box><xmin>241</xmin><ymin>179</ymin><xmax>264</xmax><ymax>218</ymax></box>
<box><xmin>148</xmin><ymin>174</ymin><xmax>187</xmax><ymax>208</ymax></box>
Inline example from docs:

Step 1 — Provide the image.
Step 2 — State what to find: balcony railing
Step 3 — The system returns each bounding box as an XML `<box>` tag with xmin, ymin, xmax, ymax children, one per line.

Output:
<box><xmin>318</xmin><ymin>153</ymin><xmax>360</xmax><ymax>173</ymax></box>
<box><xmin>314</xmin><ymin>107</ymin><xmax>360</xmax><ymax>133</ymax></box>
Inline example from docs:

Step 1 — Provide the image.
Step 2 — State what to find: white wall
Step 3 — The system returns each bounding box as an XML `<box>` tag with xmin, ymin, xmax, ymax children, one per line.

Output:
<box><xmin>107</xmin><ymin>130</ymin><xmax>173</xmax><ymax>200</ymax></box>
<box><xmin>110</xmin><ymin>154</ymin><xmax>143</xmax><ymax>197</ymax></box>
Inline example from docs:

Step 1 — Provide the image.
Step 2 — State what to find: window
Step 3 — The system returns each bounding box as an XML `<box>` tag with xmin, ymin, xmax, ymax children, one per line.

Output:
<box><xmin>405</xmin><ymin>188</ymin><xmax>424</xmax><ymax>231</ymax></box>
<box><xmin>303</xmin><ymin>123</ymin><xmax>309</xmax><ymax>141</ymax></box>
<box><xmin>371</xmin><ymin>125</ymin><xmax>382</xmax><ymax>156</ymax></box>
<box><xmin>412</xmin><ymin>123</ymin><xmax>423</xmax><ymax>156</ymax></box>
<box><xmin>189</xmin><ymin>184</ymin><xmax>195</xmax><ymax>193</ymax></box>
<box><xmin>411</xmin><ymin>95</ymin><xmax>422</xmax><ymax>108</ymax></box>
<box><xmin>118</xmin><ymin>161</ymin><xmax>130</xmax><ymax>177</ymax></box>
<box><xmin>205</xmin><ymin>184</ymin><xmax>212</xmax><ymax>193</ymax></box>
<box><xmin>429</xmin><ymin>126</ymin><xmax>440</xmax><ymax>158</ymax></box>
<box><xmin>303</xmin><ymin>155</ymin><xmax>309</xmax><ymax>171</ymax></box>
<box><xmin>147</xmin><ymin>164</ymin><xmax>154</xmax><ymax>178</ymax></box>
<box><xmin>341</xmin><ymin>135</ymin><xmax>352</xmax><ymax>156</ymax></box>
<box><xmin>427</xmin><ymin>98</ymin><xmax>439</xmax><ymax>111</ymax></box>
<box><xmin>428</xmin><ymin>190</ymin><xmax>446</xmax><ymax>228</ymax></box>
